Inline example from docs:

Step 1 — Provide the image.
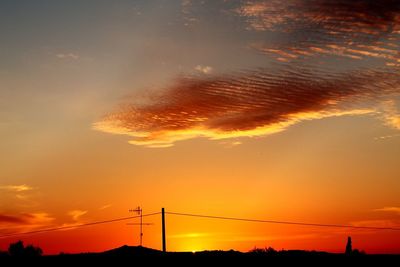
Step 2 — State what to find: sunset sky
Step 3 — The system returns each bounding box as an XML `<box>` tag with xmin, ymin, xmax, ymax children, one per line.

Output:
<box><xmin>1</xmin><ymin>0</ymin><xmax>400</xmax><ymax>254</ymax></box>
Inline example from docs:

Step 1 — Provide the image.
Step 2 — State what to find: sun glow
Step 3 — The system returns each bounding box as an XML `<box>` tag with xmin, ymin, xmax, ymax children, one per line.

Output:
<box><xmin>168</xmin><ymin>232</ymin><xmax>212</xmax><ymax>252</ymax></box>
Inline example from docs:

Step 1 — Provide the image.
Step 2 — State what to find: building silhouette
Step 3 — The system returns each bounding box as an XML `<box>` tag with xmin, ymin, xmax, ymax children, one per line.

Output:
<box><xmin>345</xmin><ymin>236</ymin><xmax>352</xmax><ymax>255</ymax></box>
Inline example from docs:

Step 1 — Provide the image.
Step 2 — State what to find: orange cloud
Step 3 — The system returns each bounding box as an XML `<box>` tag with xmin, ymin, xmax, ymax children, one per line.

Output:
<box><xmin>93</xmin><ymin>67</ymin><xmax>399</xmax><ymax>147</ymax></box>
<box><xmin>68</xmin><ymin>210</ymin><xmax>88</xmax><ymax>222</ymax></box>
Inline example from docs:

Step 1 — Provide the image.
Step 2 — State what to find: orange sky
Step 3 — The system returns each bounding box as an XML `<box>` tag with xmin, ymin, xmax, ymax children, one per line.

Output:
<box><xmin>1</xmin><ymin>0</ymin><xmax>400</xmax><ymax>254</ymax></box>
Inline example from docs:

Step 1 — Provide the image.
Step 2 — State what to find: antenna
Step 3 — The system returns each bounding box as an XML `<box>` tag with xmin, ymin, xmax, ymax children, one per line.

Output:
<box><xmin>128</xmin><ymin>206</ymin><xmax>153</xmax><ymax>246</ymax></box>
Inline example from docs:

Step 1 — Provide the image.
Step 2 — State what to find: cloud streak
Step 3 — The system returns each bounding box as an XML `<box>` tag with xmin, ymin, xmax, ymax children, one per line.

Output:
<box><xmin>350</xmin><ymin>219</ymin><xmax>400</xmax><ymax>228</ymax></box>
<box><xmin>0</xmin><ymin>184</ymin><xmax>33</xmax><ymax>192</ymax></box>
<box><xmin>374</xmin><ymin>207</ymin><xmax>400</xmax><ymax>215</ymax></box>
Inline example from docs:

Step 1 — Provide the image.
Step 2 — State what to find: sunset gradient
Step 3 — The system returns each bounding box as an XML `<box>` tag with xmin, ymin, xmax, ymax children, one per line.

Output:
<box><xmin>1</xmin><ymin>0</ymin><xmax>400</xmax><ymax>255</ymax></box>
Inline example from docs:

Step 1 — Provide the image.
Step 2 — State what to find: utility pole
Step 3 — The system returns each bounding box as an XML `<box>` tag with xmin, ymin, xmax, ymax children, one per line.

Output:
<box><xmin>162</xmin><ymin>208</ymin><xmax>166</xmax><ymax>252</ymax></box>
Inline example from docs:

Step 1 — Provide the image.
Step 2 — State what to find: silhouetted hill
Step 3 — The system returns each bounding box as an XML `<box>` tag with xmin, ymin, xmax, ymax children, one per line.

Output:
<box><xmin>1</xmin><ymin>245</ymin><xmax>399</xmax><ymax>266</ymax></box>
<box><xmin>102</xmin><ymin>245</ymin><xmax>162</xmax><ymax>256</ymax></box>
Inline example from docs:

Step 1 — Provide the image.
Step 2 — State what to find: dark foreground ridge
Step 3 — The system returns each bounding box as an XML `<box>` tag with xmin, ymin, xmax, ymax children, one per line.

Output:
<box><xmin>1</xmin><ymin>245</ymin><xmax>400</xmax><ymax>266</ymax></box>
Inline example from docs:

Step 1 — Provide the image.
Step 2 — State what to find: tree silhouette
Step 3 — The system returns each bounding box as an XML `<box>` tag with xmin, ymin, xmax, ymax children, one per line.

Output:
<box><xmin>249</xmin><ymin>246</ymin><xmax>277</xmax><ymax>255</ymax></box>
<box><xmin>8</xmin><ymin>240</ymin><xmax>25</xmax><ymax>257</ymax></box>
<box><xmin>8</xmin><ymin>240</ymin><xmax>42</xmax><ymax>257</ymax></box>
<box><xmin>24</xmin><ymin>244</ymin><xmax>43</xmax><ymax>257</ymax></box>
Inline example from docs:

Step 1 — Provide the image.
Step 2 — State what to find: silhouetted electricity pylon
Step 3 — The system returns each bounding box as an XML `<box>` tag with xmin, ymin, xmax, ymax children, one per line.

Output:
<box><xmin>128</xmin><ymin>206</ymin><xmax>153</xmax><ymax>246</ymax></box>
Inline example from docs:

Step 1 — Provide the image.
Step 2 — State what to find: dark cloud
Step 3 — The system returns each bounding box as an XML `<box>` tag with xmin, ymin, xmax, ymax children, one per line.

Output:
<box><xmin>238</xmin><ymin>0</ymin><xmax>400</xmax><ymax>34</ymax></box>
<box><xmin>0</xmin><ymin>214</ymin><xmax>27</xmax><ymax>224</ymax></box>
<box><xmin>0</xmin><ymin>213</ymin><xmax>55</xmax><ymax>235</ymax></box>
<box><xmin>238</xmin><ymin>0</ymin><xmax>400</xmax><ymax>65</ymax></box>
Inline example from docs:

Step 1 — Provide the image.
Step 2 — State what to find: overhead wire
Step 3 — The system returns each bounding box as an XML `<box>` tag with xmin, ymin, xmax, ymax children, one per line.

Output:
<box><xmin>166</xmin><ymin>211</ymin><xmax>400</xmax><ymax>231</ymax></box>
<box><xmin>0</xmin><ymin>212</ymin><xmax>160</xmax><ymax>238</ymax></box>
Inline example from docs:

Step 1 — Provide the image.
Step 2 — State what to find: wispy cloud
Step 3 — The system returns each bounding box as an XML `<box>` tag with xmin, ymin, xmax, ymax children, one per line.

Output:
<box><xmin>0</xmin><ymin>184</ymin><xmax>33</xmax><ymax>192</ymax></box>
<box><xmin>374</xmin><ymin>133</ymin><xmax>400</xmax><ymax>141</ymax></box>
<box><xmin>380</xmin><ymin>100</ymin><xmax>400</xmax><ymax>130</ymax></box>
<box><xmin>0</xmin><ymin>184</ymin><xmax>36</xmax><ymax>207</ymax></box>
<box><xmin>181</xmin><ymin>0</ymin><xmax>199</xmax><ymax>26</ymax></box>
<box><xmin>98</xmin><ymin>204</ymin><xmax>112</xmax><ymax>210</ymax></box>
<box><xmin>374</xmin><ymin>207</ymin><xmax>400</xmax><ymax>215</ymax></box>
<box><xmin>54</xmin><ymin>210</ymin><xmax>89</xmax><ymax>231</ymax></box>
<box><xmin>68</xmin><ymin>210</ymin><xmax>88</xmax><ymax>221</ymax></box>
<box><xmin>0</xmin><ymin>184</ymin><xmax>38</xmax><ymax>207</ymax></box>
<box><xmin>350</xmin><ymin>219</ymin><xmax>400</xmax><ymax>228</ymax></box>
<box><xmin>195</xmin><ymin>65</ymin><xmax>213</xmax><ymax>74</ymax></box>
<box><xmin>56</xmin><ymin>52</ymin><xmax>80</xmax><ymax>60</ymax></box>
<box><xmin>219</xmin><ymin>140</ymin><xmax>243</xmax><ymax>148</ymax></box>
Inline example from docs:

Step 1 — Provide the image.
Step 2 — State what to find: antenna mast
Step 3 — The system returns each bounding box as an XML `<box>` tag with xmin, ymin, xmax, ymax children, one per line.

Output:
<box><xmin>128</xmin><ymin>206</ymin><xmax>143</xmax><ymax>246</ymax></box>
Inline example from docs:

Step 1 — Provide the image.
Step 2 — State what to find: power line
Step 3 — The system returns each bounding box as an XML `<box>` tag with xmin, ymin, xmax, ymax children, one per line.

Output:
<box><xmin>0</xmin><ymin>212</ymin><xmax>160</xmax><ymax>239</ymax></box>
<box><xmin>2</xmin><ymin>209</ymin><xmax>400</xmax><ymax>240</ymax></box>
<box><xmin>166</xmin><ymin>211</ymin><xmax>400</xmax><ymax>231</ymax></box>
